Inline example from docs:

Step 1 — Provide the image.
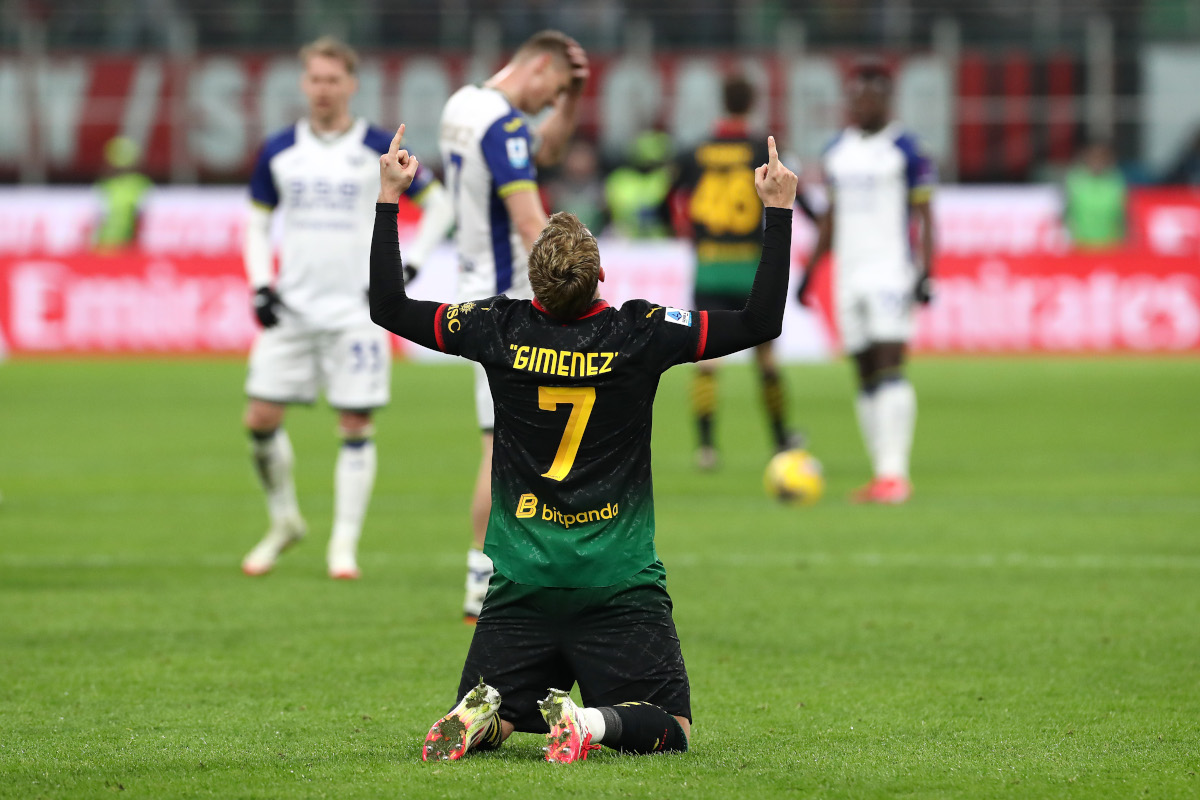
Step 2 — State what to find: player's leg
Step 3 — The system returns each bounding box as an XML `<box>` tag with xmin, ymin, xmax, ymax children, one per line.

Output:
<box><xmin>241</xmin><ymin>326</ymin><xmax>314</xmax><ymax>575</ymax></box>
<box><xmin>547</xmin><ymin>562</ymin><xmax>691</xmax><ymax>762</ymax></box>
<box><xmin>839</xmin><ymin>287</ymin><xmax>883</xmax><ymax>494</ymax></box>
<box><xmin>325</xmin><ymin>324</ymin><xmax>390</xmax><ymax>579</ymax></box>
<box><xmin>851</xmin><ymin>345</ymin><xmax>882</xmax><ymax>478</ymax></box>
<box><xmin>690</xmin><ymin>291</ymin><xmax>728</xmax><ymax>470</ymax></box>
<box><xmin>864</xmin><ymin>340</ymin><xmax>915</xmax><ymax>503</ymax></box>
<box><xmin>852</xmin><ymin>283</ymin><xmax>917</xmax><ymax>503</ymax></box>
<box><xmin>424</xmin><ymin>572</ymin><xmax>571</xmax><ymax>760</ymax></box>
<box><xmin>753</xmin><ymin>341</ymin><xmax>800</xmax><ymax>452</ymax></box>
<box><xmin>540</xmin><ymin>692</ymin><xmax>690</xmax><ymax>762</ymax></box>
<box><xmin>327</xmin><ymin>409</ymin><xmax>376</xmax><ymax>579</ymax></box>
<box><xmin>691</xmin><ymin>361</ymin><xmax>719</xmax><ymax>470</ymax></box>
<box><xmin>464</xmin><ymin>364</ymin><xmax>495</xmax><ymax>621</ymax></box>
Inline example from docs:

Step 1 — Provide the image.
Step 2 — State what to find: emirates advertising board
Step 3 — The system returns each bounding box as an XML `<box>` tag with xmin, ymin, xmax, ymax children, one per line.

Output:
<box><xmin>0</xmin><ymin>186</ymin><xmax>1197</xmax><ymax>358</ymax></box>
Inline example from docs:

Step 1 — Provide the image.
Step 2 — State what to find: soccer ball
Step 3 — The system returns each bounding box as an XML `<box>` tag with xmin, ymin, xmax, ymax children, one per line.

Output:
<box><xmin>763</xmin><ymin>449</ymin><xmax>825</xmax><ymax>505</ymax></box>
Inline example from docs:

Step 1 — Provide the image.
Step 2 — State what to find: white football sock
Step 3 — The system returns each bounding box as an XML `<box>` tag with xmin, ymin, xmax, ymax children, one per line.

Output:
<box><xmin>580</xmin><ymin>707</ymin><xmax>607</xmax><ymax>741</ymax></box>
<box><xmin>251</xmin><ymin>429</ymin><xmax>300</xmax><ymax>523</ymax></box>
<box><xmin>873</xmin><ymin>379</ymin><xmax>916</xmax><ymax>479</ymax></box>
<box><xmin>467</xmin><ymin>548</ymin><xmax>494</xmax><ymax>581</ymax></box>
<box><xmin>331</xmin><ymin>439</ymin><xmax>377</xmax><ymax>549</ymax></box>
<box><xmin>855</xmin><ymin>391</ymin><xmax>880</xmax><ymax>476</ymax></box>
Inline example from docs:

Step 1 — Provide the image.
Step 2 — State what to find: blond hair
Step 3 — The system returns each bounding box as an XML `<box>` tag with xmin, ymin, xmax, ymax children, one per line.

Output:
<box><xmin>299</xmin><ymin>36</ymin><xmax>359</xmax><ymax>75</ymax></box>
<box><xmin>528</xmin><ymin>212</ymin><xmax>601</xmax><ymax>319</ymax></box>
<box><xmin>513</xmin><ymin>29</ymin><xmax>574</xmax><ymax>68</ymax></box>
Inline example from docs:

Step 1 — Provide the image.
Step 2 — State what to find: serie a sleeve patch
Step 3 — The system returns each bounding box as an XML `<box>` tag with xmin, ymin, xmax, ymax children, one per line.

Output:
<box><xmin>664</xmin><ymin>308</ymin><xmax>692</xmax><ymax>327</ymax></box>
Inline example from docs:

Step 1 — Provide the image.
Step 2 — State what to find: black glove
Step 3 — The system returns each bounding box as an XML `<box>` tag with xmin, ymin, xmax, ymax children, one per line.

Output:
<box><xmin>913</xmin><ymin>272</ymin><xmax>934</xmax><ymax>305</ymax></box>
<box><xmin>403</xmin><ymin>263</ymin><xmax>419</xmax><ymax>284</ymax></box>
<box><xmin>795</xmin><ymin>273</ymin><xmax>813</xmax><ymax>306</ymax></box>
<box><xmin>252</xmin><ymin>286</ymin><xmax>282</xmax><ymax>328</ymax></box>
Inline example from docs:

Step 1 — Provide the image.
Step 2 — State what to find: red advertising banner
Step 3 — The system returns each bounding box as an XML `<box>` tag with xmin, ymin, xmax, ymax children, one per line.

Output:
<box><xmin>912</xmin><ymin>252</ymin><xmax>1200</xmax><ymax>353</ymax></box>
<box><xmin>1128</xmin><ymin>188</ymin><xmax>1200</xmax><ymax>258</ymax></box>
<box><xmin>2</xmin><ymin>247</ymin><xmax>1197</xmax><ymax>357</ymax></box>
<box><xmin>0</xmin><ymin>253</ymin><xmax>259</xmax><ymax>354</ymax></box>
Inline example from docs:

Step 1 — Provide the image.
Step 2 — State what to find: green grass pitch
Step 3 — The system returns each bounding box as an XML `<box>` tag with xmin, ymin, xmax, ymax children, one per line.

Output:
<box><xmin>1</xmin><ymin>356</ymin><xmax>1198</xmax><ymax>799</ymax></box>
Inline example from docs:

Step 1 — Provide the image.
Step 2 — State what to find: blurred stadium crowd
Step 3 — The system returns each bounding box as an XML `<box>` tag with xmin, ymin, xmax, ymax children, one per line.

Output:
<box><xmin>2</xmin><ymin>0</ymin><xmax>1199</xmax><ymax>188</ymax></box>
<box><xmin>9</xmin><ymin>0</ymin><xmax>1200</xmax><ymax>50</ymax></box>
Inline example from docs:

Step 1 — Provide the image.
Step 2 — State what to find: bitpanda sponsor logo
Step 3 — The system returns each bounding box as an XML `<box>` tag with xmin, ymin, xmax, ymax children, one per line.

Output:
<box><xmin>514</xmin><ymin>492</ymin><xmax>619</xmax><ymax>529</ymax></box>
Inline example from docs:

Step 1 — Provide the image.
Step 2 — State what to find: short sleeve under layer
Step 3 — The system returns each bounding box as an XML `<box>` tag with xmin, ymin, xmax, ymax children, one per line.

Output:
<box><xmin>479</xmin><ymin>112</ymin><xmax>537</xmax><ymax>199</ymax></box>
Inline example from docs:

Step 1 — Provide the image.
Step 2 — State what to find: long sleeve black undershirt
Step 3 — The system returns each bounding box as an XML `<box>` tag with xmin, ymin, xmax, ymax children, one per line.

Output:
<box><xmin>699</xmin><ymin>206</ymin><xmax>793</xmax><ymax>360</ymax></box>
<box><xmin>368</xmin><ymin>202</ymin><xmax>442</xmax><ymax>351</ymax></box>
<box><xmin>369</xmin><ymin>203</ymin><xmax>793</xmax><ymax>360</ymax></box>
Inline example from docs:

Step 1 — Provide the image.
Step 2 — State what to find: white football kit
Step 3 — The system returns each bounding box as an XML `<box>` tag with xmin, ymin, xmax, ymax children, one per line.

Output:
<box><xmin>244</xmin><ymin>118</ymin><xmax>436</xmax><ymax>409</ymax></box>
<box><xmin>823</xmin><ymin>122</ymin><xmax>935</xmax><ymax>354</ymax></box>
<box><xmin>439</xmin><ymin>85</ymin><xmax>539</xmax><ymax>428</ymax></box>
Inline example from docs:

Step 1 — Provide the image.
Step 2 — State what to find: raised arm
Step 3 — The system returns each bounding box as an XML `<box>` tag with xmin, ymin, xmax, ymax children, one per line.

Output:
<box><xmin>368</xmin><ymin>125</ymin><xmax>446</xmax><ymax>351</ymax></box>
<box><xmin>699</xmin><ymin>136</ymin><xmax>797</xmax><ymax>360</ymax></box>
<box><xmin>504</xmin><ymin>187</ymin><xmax>550</xmax><ymax>253</ymax></box>
<box><xmin>534</xmin><ymin>39</ymin><xmax>589</xmax><ymax>167</ymax></box>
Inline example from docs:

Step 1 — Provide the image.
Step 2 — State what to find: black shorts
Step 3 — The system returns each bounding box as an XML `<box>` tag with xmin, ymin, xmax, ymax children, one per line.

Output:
<box><xmin>454</xmin><ymin>561</ymin><xmax>691</xmax><ymax>733</ymax></box>
<box><xmin>692</xmin><ymin>291</ymin><xmax>748</xmax><ymax>313</ymax></box>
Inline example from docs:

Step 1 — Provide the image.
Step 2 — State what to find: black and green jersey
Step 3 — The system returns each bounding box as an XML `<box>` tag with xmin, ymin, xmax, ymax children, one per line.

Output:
<box><xmin>675</xmin><ymin>125</ymin><xmax>770</xmax><ymax>296</ymax></box>
<box><xmin>369</xmin><ymin>202</ymin><xmax>793</xmax><ymax>588</ymax></box>
<box><xmin>434</xmin><ymin>297</ymin><xmax>708</xmax><ymax>588</ymax></box>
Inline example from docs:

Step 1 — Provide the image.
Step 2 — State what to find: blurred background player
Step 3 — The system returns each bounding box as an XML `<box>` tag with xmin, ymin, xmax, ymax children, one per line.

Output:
<box><xmin>240</xmin><ymin>36</ymin><xmax>454</xmax><ymax>578</ymax></box>
<box><xmin>605</xmin><ymin>130</ymin><xmax>674</xmax><ymax>238</ymax></box>
<box><xmin>796</xmin><ymin>59</ymin><xmax>935</xmax><ymax>504</ymax></box>
<box><xmin>439</xmin><ymin>30</ymin><xmax>589</xmax><ymax>621</ymax></box>
<box><xmin>673</xmin><ymin>74</ymin><xmax>804</xmax><ymax>469</ymax></box>
<box><xmin>1062</xmin><ymin>140</ymin><xmax>1127</xmax><ymax>250</ymax></box>
<box><xmin>545</xmin><ymin>139</ymin><xmax>607</xmax><ymax>234</ymax></box>
<box><xmin>93</xmin><ymin>136</ymin><xmax>153</xmax><ymax>252</ymax></box>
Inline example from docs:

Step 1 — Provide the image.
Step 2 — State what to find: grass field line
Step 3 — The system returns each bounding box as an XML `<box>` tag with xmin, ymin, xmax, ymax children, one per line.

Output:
<box><xmin>2</xmin><ymin>551</ymin><xmax>1198</xmax><ymax>571</ymax></box>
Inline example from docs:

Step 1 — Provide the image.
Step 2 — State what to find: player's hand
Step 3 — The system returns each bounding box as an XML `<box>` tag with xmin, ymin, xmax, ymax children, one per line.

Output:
<box><xmin>795</xmin><ymin>273</ymin><xmax>813</xmax><ymax>307</ymax></box>
<box><xmin>754</xmin><ymin>136</ymin><xmax>798</xmax><ymax>210</ymax></box>
<box><xmin>566</xmin><ymin>39</ymin><xmax>590</xmax><ymax>93</ymax></box>
<box><xmin>403</xmin><ymin>263</ymin><xmax>419</xmax><ymax>284</ymax></box>
<box><xmin>378</xmin><ymin>123</ymin><xmax>420</xmax><ymax>203</ymax></box>
<box><xmin>252</xmin><ymin>286</ymin><xmax>282</xmax><ymax>328</ymax></box>
<box><xmin>913</xmin><ymin>272</ymin><xmax>934</xmax><ymax>305</ymax></box>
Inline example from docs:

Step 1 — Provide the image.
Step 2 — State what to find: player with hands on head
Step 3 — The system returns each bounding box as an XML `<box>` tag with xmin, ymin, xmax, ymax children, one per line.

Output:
<box><xmin>795</xmin><ymin>59</ymin><xmax>936</xmax><ymax>504</ymax></box>
<box><xmin>239</xmin><ymin>37</ymin><xmax>455</xmax><ymax>581</ymax></box>
<box><xmin>370</xmin><ymin>129</ymin><xmax>796</xmax><ymax>763</ymax></box>
<box><xmin>438</xmin><ymin>30</ymin><xmax>590</xmax><ymax>623</ymax></box>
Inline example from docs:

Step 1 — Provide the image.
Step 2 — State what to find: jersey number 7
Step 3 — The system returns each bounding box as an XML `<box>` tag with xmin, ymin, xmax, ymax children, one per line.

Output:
<box><xmin>538</xmin><ymin>386</ymin><xmax>596</xmax><ymax>481</ymax></box>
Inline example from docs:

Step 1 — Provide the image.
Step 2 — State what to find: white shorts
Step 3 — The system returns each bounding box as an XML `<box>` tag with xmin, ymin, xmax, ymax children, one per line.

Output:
<box><xmin>458</xmin><ymin>279</ymin><xmax>529</xmax><ymax>433</ymax></box>
<box><xmin>473</xmin><ymin>362</ymin><xmax>495</xmax><ymax>431</ymax></box>
<box><xmin>245</xmin><ymin>320</ymin><xmax>391</xmax><ymax>410</ymax></box>
<box><xmin>836</xmin><ymin>278</ymin><xmax>916</xmax><ymax>355</ymax></box>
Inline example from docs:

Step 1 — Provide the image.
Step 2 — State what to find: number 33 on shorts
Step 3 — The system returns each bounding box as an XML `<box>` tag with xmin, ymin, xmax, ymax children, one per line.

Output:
<box><xmin>348</xmin><ymin>339</ymin><xmax>384</xmax><ymax>373</ymax></box>
<box><xmin>327</xmin><ymin>325</ymin><xmax>391</xmax><ymax>409</ymax></box>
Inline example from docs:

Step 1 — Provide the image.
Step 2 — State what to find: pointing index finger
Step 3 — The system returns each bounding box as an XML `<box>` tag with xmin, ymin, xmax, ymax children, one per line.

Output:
<box><xmin>767</xmin><ymin>135</ymin><xmax>779</xmax><ymax>166</ymax></box>
<box><xmin>389</xmin><ymin>124</ymin><xmax>406</xmax><ymax>159</ymax></box>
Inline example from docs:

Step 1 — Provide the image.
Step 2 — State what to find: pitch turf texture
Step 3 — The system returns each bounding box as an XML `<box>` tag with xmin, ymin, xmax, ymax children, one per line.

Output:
<box><xmin>1</xmin><ymin>357</ymin><xmax>1197</xmax><ymax>799</ymax></box>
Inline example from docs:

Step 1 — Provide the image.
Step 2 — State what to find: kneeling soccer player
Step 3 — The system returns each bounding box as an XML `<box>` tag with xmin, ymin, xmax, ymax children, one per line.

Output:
<box><xmin>368</xmin><ymin>125</ymin><xmax>796</xmax><ymax>762</ymax></box>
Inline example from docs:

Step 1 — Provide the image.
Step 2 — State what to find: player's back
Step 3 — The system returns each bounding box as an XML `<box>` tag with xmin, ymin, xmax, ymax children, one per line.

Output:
<box><xmin>437</xmin><ymin>296</ymin><xmax>701</xmax><ymax>588</ymax></box>
<box><xmin>439</xmin><ymin>85</ymin><xmax>538</xmax><ymax>301</ymax></box>
<box><xmin>677</xmin><ymin>127</ymin><xmax>769</xmax><ymax>295</ymax></box>
<box><xmin>823</xmin><ymin>121</ymin><xmax>934</xmax><ymax>277</ymax></box>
